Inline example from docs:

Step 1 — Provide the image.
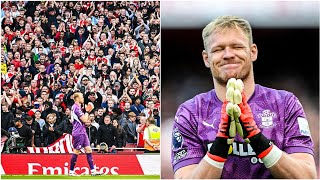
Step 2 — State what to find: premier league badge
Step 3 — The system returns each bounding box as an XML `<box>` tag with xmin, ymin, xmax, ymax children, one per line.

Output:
<box><xmin>172</xmin><ymin>128</ymin><xmax>183</xmax><ymax>150</ymax></box>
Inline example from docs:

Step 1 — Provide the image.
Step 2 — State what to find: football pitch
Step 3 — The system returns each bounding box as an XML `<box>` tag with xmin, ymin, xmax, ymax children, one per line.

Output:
<box><xmin>1</xmin><ymin>175</ymin><xmax>160</xmax><ymax>179</ymax></box>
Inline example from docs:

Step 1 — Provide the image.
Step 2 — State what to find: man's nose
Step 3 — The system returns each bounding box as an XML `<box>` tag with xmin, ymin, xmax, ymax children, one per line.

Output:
<box><xmin>223</xmin><ymin>47</ymin><xmax>235</xmax><ymax>59</ymax></box>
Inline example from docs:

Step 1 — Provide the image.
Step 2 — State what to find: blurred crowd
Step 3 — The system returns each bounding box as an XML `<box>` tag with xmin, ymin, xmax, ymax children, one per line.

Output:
<box><xmin>0</xmin><ymin>1</ymin><xmax>161</xmax><ymax>153</ymax></box>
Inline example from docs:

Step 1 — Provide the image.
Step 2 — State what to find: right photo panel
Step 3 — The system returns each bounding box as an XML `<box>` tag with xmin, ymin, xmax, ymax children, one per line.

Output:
<box><xmin>161</xmin><ymin>1</ymin><xmax>319</xmax><ymax>179</ymax></box>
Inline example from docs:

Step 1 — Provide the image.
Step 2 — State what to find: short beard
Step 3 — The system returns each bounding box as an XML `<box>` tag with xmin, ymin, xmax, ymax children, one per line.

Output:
<box><xmin>211</xmin><ymin>63</ymin><xmax>251</xmax><ymax>86</ymax></box>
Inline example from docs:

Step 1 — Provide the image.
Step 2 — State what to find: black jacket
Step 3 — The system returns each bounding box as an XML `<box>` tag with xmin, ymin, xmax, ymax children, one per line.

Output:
<box><xmin>42</xmin><ymin>122</ymin><xmax>63</xmax><ymax>146</ymax></box>
<box><xmin>16</xmin><ymin>125</ymin><xmax>33</xmax><ymax>147</ymax></box>
<box><xmin>115</xmin><ymin>127</ymin><xmax>127</xmax><ymax>148</ymax></box>
<box><xmin>86</xmin><ymin>125</ymin><xmax>98</xmax><ymax>146</ymax></box>
<box><xmin>64</xmin><ymin>91</ymin><xmax>75</xmax><ymax>107</ymax></box>
<box><xmin>23</xmin><ymin>120</ymin><xmax>41</xmax><ymax>137</ymax></box>
<box><xmin>57</xmin><ymin>116</ymin><xmax>73</xmax><ymax>135</ymax></box>
<box><xmin>95</xmin><ymin>116</ymin><xmax>104</xmax><ymax>125</ymax></box>
<box><xmin>96</xmin><ymin>124</ymin><xmax>117</xmax><ymax>147</ymax></box>
<box><xmin>1</xmin><ymin>112</ymin><xmax>14</xmax><ymax>131</ymax></box>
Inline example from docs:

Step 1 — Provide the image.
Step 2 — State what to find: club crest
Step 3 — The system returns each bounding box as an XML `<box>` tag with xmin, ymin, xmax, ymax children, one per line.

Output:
<box><xmin>258</xmin><ymin>110</ymin><xmax>277</xmax><ymax>128</ymax></box>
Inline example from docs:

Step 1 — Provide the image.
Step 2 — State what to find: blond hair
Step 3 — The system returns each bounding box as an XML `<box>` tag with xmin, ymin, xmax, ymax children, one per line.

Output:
<box><xmin>73</xmin><ymin>92</ymin><xmax>83</xmax><ymax>101</ymax></box>
<box><xmin>202</xmin><ymin>16</ymin><xmax>253</xmax><ymax>51</ymax></box>
<box><xmin>46</xmin><ymin>113</ymin><xmax>56</xmax><ymax>122</ymax></box>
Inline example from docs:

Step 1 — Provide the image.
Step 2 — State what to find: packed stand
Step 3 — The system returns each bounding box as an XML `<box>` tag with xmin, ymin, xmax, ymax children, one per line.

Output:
<box><xmin>0</xmin><ymin>1</ymin><xmax>161</xmax><ymax>153</ymax></box>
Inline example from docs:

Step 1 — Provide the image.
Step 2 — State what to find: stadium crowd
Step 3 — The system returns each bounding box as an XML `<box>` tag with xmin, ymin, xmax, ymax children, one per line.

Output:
<box><xmin>0</xmin><ymin>1</ymin><xmax>161</xmax><ymax>153</ymax></box>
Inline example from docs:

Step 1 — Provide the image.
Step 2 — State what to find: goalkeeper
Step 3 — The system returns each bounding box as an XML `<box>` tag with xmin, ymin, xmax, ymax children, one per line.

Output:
<box><xmin>171</xmin><ymin>15</ymin><xmax>316</xmax><ymax>178</ymax></box>
<box><xmin>69</xmin><ymin>92</ymin><xmax>99</xmax><ymax>176</ymax></box>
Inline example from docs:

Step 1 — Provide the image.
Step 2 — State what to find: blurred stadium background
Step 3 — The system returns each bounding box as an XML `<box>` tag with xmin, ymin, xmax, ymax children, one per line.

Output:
<box><xmin>160</xmin><ymin>1</ymin><xmax>319</xmax><ymax>179</ymax></box>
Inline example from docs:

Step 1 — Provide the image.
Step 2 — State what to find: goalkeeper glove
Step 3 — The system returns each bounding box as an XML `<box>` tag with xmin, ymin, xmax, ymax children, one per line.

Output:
<box><xmin>205</xmin><ymin>101</ymin><xmax>231</xmax><ymax>168</ymax></box>
<box><xmin>239</xmin><ymin>93</ymin><xmax>282</xmax><ymax>168</ymax></box>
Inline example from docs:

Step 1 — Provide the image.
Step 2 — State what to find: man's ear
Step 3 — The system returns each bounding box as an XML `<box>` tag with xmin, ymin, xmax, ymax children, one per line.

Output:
<box><xmin>202</xmin><ymin>50</ymin><xmax>210</xmax><ymax>68</ymax></box>
<box><xmin>251</xmin><ymin>44</ymin><xmax>258</xmax><ymax>62</ymax></box>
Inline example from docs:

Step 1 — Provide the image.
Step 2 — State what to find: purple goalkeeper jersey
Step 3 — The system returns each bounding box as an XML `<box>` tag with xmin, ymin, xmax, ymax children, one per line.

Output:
<box><xmin>71</xmin><ymin>103</ymin><xmax>87</xmax><ymax>136</ymax></box>
<box><xmin>171</xmin><ymin>84</ymin><xmax>314</xmax><ymax>179</ymax></box>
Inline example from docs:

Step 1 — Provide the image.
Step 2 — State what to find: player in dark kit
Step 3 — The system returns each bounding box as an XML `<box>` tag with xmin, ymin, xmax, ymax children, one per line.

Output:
<box><xmin>171</xmin><ymin>16</ymin><xmax>317</xmax><ymax>178</ymax></box>
<box><xmin>69</xmin><ymin>92</ymin><xmax>100</xmax><ymax>176</ymax></box>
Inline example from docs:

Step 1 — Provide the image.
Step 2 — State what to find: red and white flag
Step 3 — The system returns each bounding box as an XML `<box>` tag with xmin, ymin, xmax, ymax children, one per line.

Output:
<box><xmin>27</xmin><ymin>134</ymin><xmax>84</xmax><ymax>154</ymax></box>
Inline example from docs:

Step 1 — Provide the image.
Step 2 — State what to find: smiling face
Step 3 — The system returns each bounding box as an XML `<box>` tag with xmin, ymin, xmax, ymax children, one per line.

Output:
<box><xmin>112</xmin><ymin>119</ymin><xmax>118</xmax><ymax>127</ymax></box>
<box><xmin>202</xmin><ymin>26</ymin><xmax>257</xmax><ymax>85</ymax></box>
<box><xmin>46</xmin><ymin>115</ymin><xmax>55</xmax><ymax>124</ymax></box>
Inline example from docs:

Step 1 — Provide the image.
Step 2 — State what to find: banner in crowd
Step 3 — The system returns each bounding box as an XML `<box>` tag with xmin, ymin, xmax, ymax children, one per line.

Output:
<box><xmin>1</xmin><ymin>63</ymin><xmax>7</xmax><ymax>74</ymax></box>
<box><xmin>2</xmin><ymin>154</ymin><xmax>155</xmax><ymax>175</ymax></box>
<box><xmin>27</xmin><ymin>133</ymin><xmax>77</xmax><ymax>153</ymax></box>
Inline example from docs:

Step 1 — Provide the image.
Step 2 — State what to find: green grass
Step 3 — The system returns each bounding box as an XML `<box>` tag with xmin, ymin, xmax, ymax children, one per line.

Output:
<box><xmin>1</xmin><ymin>175</ymin><xmax>160</xmax><ymax>179</ymax></box>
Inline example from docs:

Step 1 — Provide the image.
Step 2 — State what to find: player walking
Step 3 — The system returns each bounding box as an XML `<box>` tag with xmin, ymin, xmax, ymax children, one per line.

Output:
<box><xmin>69</xmin><ymin>92</ymin><xmax>99</xmax><ymax>176</ymax></box>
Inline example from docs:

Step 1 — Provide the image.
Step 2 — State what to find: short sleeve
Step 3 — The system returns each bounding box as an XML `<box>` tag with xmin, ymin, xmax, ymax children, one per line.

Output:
<box><xmin>283</xmin><ymin>93</ymin><xmax>314</xmax><ymax>155</ymax></box>
<box><xmin>74</xmin><ymin>106</ymin><xmax>84</xmax><ymax>118</ymax></box>
<box><xmin>171</xmin><ymin>104</ymin><xmax>205</xmax><ymax>173</ymax></box>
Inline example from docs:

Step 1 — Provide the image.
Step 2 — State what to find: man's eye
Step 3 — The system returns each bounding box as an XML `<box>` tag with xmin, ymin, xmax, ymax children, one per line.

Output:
<box><xmin>212</xmin><ymin>49</ymin><xmax>222</xmax><ymax>53</ymax></box>
<box><xmin>234</xmin><ymin>46</ymin><xmax>244</xmax><ymax>49</ymax></box>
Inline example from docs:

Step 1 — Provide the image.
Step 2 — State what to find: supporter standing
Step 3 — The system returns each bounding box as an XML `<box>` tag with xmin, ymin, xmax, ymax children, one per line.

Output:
<box><xmin>136</xmin><ymin>113</ymin><xmax>147</xmax><ymax>150</ymax></box>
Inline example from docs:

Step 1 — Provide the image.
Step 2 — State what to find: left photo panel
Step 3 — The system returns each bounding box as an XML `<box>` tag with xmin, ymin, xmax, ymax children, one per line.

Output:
<box><xmin>0</xmin><ymin>1</ymin><xmax>160</xmax><ymax>178</ymax></box>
